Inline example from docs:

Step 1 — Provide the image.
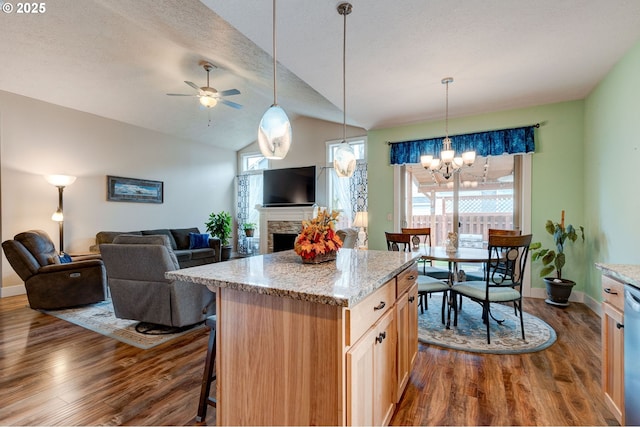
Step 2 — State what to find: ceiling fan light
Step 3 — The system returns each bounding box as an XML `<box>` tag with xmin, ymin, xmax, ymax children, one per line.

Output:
<box><xmin>334</xmin><ymin>142</ymin><xmax>357</xmax><ymax>178</ymax></box>
<box><xmin>199</xmin><ymin>95</ymin><xmax>218</xmax><ymax>108</ymax></box>
<box><xmin>258</xmin><ymin>104</ymin><xmax>292</xmax><ymax>159</ymax></box>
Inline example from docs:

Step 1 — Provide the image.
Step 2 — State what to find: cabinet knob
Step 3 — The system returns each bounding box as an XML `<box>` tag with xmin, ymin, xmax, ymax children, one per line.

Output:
<box><xmin>373</xmin><ymin>301</ymin><xmax>386</xmax><ymax>311</ymax></box>
<box><xmin>408</xmin><ymin>296</ymin><xmax>415</xmax><ymax>303</ymax></box>
<box><xmin>376</xmin><ymin>331</ymin><xmax>387</xmax><ymax>343</ymax></box>
<box><xmin>408</xmin><ymin>275</ymin><xmax>416</xmax><ymax>280</ymax></box>
<box><xmin>604</xmin><ymin>288</ymin><xmax>618</xmax><ymax>295</ymax></box>
<box><xmin>616</xmin><ymin>322</ymin><xmax>624</xmax><ymax>329</ymax></box>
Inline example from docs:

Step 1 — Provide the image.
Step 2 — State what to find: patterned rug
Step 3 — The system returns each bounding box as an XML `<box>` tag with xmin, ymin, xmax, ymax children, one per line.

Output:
<box><xmin>418</xmin><ymin>293</ymin><xmax>556</xmax><ymax>354</ymax></box>
<box><xmin>40</xmin><ymin>300</ymin><xmax>204</xmax><ymax>350</ymax></box>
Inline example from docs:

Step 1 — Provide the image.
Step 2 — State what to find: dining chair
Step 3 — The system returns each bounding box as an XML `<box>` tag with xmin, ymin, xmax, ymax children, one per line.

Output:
<box><xmin>401</xmin><ymin>227</ymin><xmax>450</xmax><ymax>280</ymax></box>
<box><xmin>385</xmin><ymin>232</ymin><xmax>449</xmax><ymax>323</ymax></box>
<box><xmin>464</xmin><ymin>229</ymin><xmax>522</xmax><ymax>282</ymax></box>
<box><xmin>451</xmin><ymin>234</ymin><xmax>533</xmax><ymax>344</ymax></box>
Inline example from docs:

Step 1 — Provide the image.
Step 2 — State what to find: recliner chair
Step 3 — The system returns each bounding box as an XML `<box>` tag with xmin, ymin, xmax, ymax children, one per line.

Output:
<box><xmin>2</xmin><ymin>230</ymin><xmax>108</xmax><ymax>310</ymax></box>
<box><xmin>99</xmin><ymin>234</ymin><xmax>215</xmax><ymax>328</ymax></box>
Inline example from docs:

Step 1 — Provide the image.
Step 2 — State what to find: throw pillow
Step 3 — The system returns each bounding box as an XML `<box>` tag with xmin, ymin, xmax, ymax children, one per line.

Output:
<box><xmin>59</xmin><ymin>253</ymin><xmax>72</xmax><ymax>263</ymax></box>
<box><xmin>189</xmin><ymin>232</ymin><xmax>210</xmax><ymax>249</ymax></box>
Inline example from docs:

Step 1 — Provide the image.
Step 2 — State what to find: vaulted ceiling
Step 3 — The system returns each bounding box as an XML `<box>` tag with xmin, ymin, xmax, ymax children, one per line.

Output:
<box><xmin>1</xmin><ymin>0</ymin><xmax>639</xmax><ymax>152</ymax></box>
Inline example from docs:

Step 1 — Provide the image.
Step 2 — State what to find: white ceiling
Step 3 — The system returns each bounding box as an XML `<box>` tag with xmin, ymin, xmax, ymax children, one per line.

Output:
<box><xmin>1</xmin><ymin>0</ymin><xmax>640</xmax><ymax>152</ymax></box>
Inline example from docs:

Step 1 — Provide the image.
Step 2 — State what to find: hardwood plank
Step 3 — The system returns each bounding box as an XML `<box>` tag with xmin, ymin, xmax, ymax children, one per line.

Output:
<box><xmin>0</xmin><ymin>294</ymin><xmax>620</xmax><ymax>426</ymax></box>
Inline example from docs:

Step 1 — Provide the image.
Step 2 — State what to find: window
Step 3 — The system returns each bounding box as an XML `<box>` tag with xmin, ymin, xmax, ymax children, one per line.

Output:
<box><xmin>326</xmin><ymin>138</ymin><xmax>367</xmax><ymax>229</ymax></box>
<box><xmin>237</xmin><ymin>153</ymin><xmax>267</xmax><ymax>254</ymax></box>
<box><xmin>241</xmin><ymin>153</ymin><xmax>268</xmax><ymax>172</ymax></box>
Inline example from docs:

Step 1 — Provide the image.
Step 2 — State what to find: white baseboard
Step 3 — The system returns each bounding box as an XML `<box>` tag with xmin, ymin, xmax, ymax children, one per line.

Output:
<box><xmin>0</xmin><ymin>284</ymin><xmax>26</xmax><ymax>298</ymax></box>
<box><xmin>528</xmin><ymin>287</ymin><xmax>600</xmax><ymax>316</ymax></box>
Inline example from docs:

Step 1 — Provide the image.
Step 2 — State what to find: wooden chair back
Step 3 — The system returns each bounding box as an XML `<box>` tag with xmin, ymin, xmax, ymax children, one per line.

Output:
<box><xmin>401</xmin><ymin>227</ymin><xmax>433</xmax><ymax>249</ymax></box>
<box><xmin>486</xmin><ymin>234</ymin><xmax>533</xmax><ymax>287</ymax></box>
<box><xmin>385</xmin><ymin>232</ymin><xmax>411</xmax><ymax>252</ymax></box>
<box><xmin>488</xmin><ymin>228</ymin><xmax>521</xmax><ymax>237</ymax></box>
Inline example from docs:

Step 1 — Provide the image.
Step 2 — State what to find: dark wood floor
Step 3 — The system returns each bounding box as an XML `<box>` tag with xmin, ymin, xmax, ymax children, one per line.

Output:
<box><xmin>0</xmin><ymin>294</ymin><xmax>618</xmax><ymax>426</ymax></box>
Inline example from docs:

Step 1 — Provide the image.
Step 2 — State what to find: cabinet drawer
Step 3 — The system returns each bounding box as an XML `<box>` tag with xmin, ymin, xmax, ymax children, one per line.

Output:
<box><xmin>602</xmin><ymin>275</ymin><xmax>625</xmax><ymax>312</ymax></box>
<box><xmin>346</xmin><ymin>279</ymin><xmax>395</xmax><ymax>346</ymax></box>
<box><xmin>396</xmin><ymin>263</ymin><xmax>418</xmax><ymax>297</ymax></box>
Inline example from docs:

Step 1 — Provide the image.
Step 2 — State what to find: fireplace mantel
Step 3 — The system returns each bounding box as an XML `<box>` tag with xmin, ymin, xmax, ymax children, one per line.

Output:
<box><xmin>257</xmin><ymin>205</ymin><xmax>317</xmax><ymax>254</ymax></box>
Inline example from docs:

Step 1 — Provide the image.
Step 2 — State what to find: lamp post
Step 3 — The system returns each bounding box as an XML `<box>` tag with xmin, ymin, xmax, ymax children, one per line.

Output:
<box><xmin>45</xmin><ymin>174</ymin><xmax>76</xmax><ymax>254</ymax></box>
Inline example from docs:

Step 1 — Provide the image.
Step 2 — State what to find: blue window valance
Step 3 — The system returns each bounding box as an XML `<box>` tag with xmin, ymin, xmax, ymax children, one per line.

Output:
<box><xmin>389</xmin><ymin>125</ymin><xmax>536</xmax><ymax>165</ymax></box>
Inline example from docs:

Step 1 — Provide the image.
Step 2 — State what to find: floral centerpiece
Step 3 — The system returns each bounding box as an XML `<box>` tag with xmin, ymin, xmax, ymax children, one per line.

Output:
<box><xmin>294</xmin><ymin>210</ymin><xmax>343</xmax><ymax>263</ymax></box>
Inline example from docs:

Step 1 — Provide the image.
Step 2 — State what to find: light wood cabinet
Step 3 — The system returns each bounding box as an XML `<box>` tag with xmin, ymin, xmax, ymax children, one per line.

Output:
<box><xmin>601</xmin><ymin>275</ymin><xmax>625</xmax><ymax>425</ymax></box>
<box><xmin>396</xmin><ymin>282</ymin><xmax>418</xmax><ymax>401</ymax></box>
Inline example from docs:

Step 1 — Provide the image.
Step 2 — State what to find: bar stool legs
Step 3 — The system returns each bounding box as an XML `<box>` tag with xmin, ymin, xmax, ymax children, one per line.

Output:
<box><xmin>196</xmin><ymin>316</ymin><xmax>216</xmax><ymax>423</ymax></box>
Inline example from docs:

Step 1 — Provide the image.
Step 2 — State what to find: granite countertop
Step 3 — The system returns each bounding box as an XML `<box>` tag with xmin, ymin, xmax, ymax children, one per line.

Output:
<box><xmin>595</xmin><ymin>263</ymin><xmax>640</xmax><ymax>288</ymax></box>
<box><xmin>166</xmin><ymin>248</ymin><xmax>420</xmax><ymax>307</ymax></box>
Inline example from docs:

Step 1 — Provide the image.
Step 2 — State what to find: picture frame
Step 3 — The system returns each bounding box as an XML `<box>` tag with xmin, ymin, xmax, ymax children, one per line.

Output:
<box><xmin>107</xmin><ymin>175</ymin><xmax>163</xmax><ymax>204</ymax></box>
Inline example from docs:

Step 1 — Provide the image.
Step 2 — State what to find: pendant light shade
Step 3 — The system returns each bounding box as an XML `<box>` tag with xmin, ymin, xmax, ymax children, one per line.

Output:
<box><xmin>258</xmin><ymin>0</ymin><xmax>291</xmax><ymax>160</ymax></box>
<box><xmin>258</xmin><ymin>105</ymin><xmax>292</xmax><ymax>159</ymax></box>
<box><xmin>333</xmin><ymin>2</ymin><xmax>355</xmax><ymax>178</ymax></box>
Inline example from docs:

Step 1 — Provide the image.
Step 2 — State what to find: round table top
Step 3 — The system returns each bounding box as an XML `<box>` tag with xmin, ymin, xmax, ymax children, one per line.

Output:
<box><xmin>419</xmin><ymin>246</ymin><xmax>489</xmax><ymax>263</ymax></box>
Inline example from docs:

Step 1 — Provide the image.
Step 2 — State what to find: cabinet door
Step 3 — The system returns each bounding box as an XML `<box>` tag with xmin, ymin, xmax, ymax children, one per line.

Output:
<box><xmin>602</xmin><ymin>301</ymin><xmax>624</xmax><ymax>424</ymax></box>
<box><xmin>373</xmin><ymin>309</ymin><xmax>397</xmax><ymax>426</ymax></box>
<box><xmin>347</xmin><ymin>309</ymin><xmax>396</xmax><ymax>426</ymax></box>
<box><xmin>407</xmin><ymin>283</ymin><xmax>418</xmax><ymax>369</ymax></box>
<box><xmin>396</xmin><ymin>291</ymin><xmax>410</xmax><ymax>402</ymax></box>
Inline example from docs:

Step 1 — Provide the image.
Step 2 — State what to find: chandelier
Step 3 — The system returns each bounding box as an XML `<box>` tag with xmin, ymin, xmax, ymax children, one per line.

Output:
<box><xmin>420</xmin><ymin>77</ymin><xmax>475</xmax><ymax>180</ymax></box>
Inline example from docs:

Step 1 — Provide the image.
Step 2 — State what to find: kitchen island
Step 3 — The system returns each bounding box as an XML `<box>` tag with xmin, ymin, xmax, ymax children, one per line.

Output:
<box><xmin>167</xmin><ymin>248</ymin><xmax>421</xmax><ymax>426</ymax></box>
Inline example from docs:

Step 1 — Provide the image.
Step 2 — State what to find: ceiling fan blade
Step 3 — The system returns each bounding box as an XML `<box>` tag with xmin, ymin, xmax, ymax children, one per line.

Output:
<box><xmin>220</xmin><ymin>99</ymin><xmax>243</xmax><ymax>109</ymax></box>
<box><xmin>184</xmin><ymin>81</ymin><xmax>201</xmax><ymax>92</ymax></box>
<box><xmin>166</xmin><ymin>93</ymin><xmax>198</xmax><ymax>96</ymax></box>
<box><xmin>218</xmin><ymin>88</ymin><xmax>240</xmax><ymax>97</ymax></box>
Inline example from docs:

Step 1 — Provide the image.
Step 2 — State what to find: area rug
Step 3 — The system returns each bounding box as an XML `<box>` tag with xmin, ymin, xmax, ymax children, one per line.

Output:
<box><xmin>418</xmin><ymin>294</ymin><xmax>556</xmax><ymax>354</ymax></box>
<box><xmin>40</xmin><ymin>300</ymin><xmax>204</xmax><ymax>350</ymax></box>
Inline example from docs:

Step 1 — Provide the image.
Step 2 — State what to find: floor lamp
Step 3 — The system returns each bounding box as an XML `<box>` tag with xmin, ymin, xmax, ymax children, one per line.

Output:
<box><xmin>45</xmin><ymin>174</ymin><xmax>76</xmax><ymax>254</ymax></box>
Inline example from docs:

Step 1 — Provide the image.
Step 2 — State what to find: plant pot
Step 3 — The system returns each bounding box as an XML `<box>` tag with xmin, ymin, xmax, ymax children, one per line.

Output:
<box><xmin>221</xmin><ymin>245</ymin><xmax>232</xmax><ymax>261</ymax></box>
<box><xmin>244</xmin><ymin>229</ymin><xmax>255</xmax><ymax>237</ymax></box>
<box><xmin>544</xmin><ymin>277</ymin><xmax>575</xmax><ymax>307</ymax></box>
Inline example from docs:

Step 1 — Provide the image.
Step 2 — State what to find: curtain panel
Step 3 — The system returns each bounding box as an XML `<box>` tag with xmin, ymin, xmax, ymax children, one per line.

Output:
<box><xmin>389</xmin><ymin>125</ymin><xmax>536</xmax><ymax>165</ymax></box>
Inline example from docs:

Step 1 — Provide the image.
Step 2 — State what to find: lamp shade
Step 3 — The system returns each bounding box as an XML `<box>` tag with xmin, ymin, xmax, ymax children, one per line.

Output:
<box><xmin>51</xmin><ymin>209</ymin><xmax>64</xmax><ymax>222</ymax></box>
<box><xmin>199</xmin><ymin>95</ymin><xmax>218</xmax><ymax>108</ymax></box>
<box><xmin>352</xmin><ymin>211</ymin><xmax>368</xmax><ymax>228</ymax></box>
<box><xmin>45</xmin><ymin>174</ymin><xmax>76</xmax><ymax>187</ymax></box>
<box><xmin>258</xmin><ymin>105</ymin><xmax>292</xmax><ymax>160</ymax></box>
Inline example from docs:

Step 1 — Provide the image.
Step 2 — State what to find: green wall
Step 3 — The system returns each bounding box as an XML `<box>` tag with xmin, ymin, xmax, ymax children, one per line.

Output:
<box><xmin>367</xmin><ymin>101</ymin><xmax>586</xmax><ymax>292</ymax></box>
<box><xmin>584</xmin><ymin>39</ymin><xmax>640</xmax><ymax>298</ymax></box>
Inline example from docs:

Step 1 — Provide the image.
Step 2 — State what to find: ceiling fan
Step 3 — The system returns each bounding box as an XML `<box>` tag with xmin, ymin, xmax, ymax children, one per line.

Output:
<box><xmin>167</xmin><ymin>62</ymin><xmax>242</xmax><ymax>109</ymax></box>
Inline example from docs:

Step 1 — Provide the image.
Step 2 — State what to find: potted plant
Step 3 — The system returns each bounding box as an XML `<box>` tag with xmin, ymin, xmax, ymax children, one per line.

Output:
<box><xmin>530</xmin><ymin>210</ymin><xmax>584</xmax><ymax>307</ymax></box>
<box><xmin>242</xmin><ymin>222</ymin><xmax>257</xmax><ymax>237</ymax></box>
<box><xmin>205</xmin><ymin>211</ymin><xmax>233</xmax><ymax>261</ymax></box>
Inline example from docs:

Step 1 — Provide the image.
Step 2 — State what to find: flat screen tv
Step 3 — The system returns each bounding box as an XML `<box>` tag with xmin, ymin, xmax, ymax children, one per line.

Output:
<box><xmin>263</xmin><ymin>165</ymin><xmax>316</xmax><ymax>207</ymax></box>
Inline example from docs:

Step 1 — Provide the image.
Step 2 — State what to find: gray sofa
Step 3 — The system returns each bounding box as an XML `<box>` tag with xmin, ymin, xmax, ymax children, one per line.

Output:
<box><xmin>91</xmin><ymin>227</ymin><xmax>220</xmax><ymax>268</ymax></box>
<box><xmin>99</xmin><ymin>234</ymin><xmax>216</xmax><ymax>327</ymax></box>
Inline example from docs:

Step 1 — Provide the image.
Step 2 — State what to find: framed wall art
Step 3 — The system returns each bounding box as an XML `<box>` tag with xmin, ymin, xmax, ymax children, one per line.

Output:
<box><xmin>107</xmin><ymin>175</ymin><xmax>163</xmax><ymax>203</ymax></box>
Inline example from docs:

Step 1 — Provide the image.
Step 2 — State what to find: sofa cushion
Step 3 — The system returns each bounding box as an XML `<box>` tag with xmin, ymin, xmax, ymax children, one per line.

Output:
<box><xmin>189</xmin><ymin>232</ymin><xmax>210</xmax><ymax>249</ymax></box>
<box><xmin>96</xmin><ymin>231</ymin><xmax>143</xmax><ymax>245</ymax></box>
<box><xmin>190</xmin><ymin>248</ymin><xmax>216</xmax><ymax>260</ymax></box>
<box><xmin>141</xmin><ymin>229</ymin><xmax>177</xmax><ymax>250</ymax></box>
<box><xmin>170</xmin><ymin>227</ymin><xmax>200</xmax><ymax>250</ymax></box>
<box><xmin>173</xmin><ymin>249</ymin><xmax>192</xmax><ymax>263</ymax></box>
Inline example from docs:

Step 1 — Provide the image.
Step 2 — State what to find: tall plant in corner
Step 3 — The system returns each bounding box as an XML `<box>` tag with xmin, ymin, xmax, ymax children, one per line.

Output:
<box><xmin>530</xmin><ymin>210</ymin><xmax>584</xmax><ymax>306</ymax></box>
<box><xmin>205</xmin><ymin>211</ymin><xmax>233</xmax><ymax>260</ymax></box>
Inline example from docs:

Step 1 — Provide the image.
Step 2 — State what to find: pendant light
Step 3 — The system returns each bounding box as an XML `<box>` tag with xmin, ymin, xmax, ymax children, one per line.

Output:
<box><xmin>258</xmin><ymin>0</ymin><xmax>292</xmax><ymax>160</ymax></box>
<box><xmin>420</xmin><ymin>77</ymin><xmax>475</xmax><ymax>180</ymax></box>
<box><xmin>333</xmin><ymin>2</ymin><xmax>356</xmax><ymax>178</ymax></box>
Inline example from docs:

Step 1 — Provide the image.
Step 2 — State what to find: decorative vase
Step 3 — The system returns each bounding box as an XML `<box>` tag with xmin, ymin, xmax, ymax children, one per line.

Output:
<box><xmin>301</xmin><ymin>251</ymin><xmax>337</xmax><ymax>264</ymax></box>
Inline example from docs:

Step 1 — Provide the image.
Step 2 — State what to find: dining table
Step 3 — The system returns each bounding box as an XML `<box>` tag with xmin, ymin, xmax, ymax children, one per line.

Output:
<box><xmin>419</xmin><ymin>245</ymin><xmax>491</xmax><ymax>328</ymax></box>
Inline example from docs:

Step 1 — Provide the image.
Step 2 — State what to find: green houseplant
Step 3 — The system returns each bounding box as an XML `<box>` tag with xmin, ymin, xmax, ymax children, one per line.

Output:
<box><xmin>530</xmin><ymin>211</ymin><xmax>584</xmax><ymax>307</ymax></box>
<box><xmin>242</xmin><ymin>222</ymin><xmax>257</xmax><ymax>237</ymax></box>
<box><xmin>205</xmin><ymin>211</ymin><xmax>233</xmax><ymax>260</ymax></box>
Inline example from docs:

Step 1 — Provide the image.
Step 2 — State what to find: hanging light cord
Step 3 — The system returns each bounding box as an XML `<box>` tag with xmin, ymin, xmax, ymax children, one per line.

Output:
<box><xmin>272</xmin><ymin>0</ymin><xmax>278</xmax><ymax>106</ymax></box>
<box><xmin>444</xmin><ymin>79</ymin><xmax>449</xmax><ymax>139</ymax></box>
<box><xmin>342</xmin><ymin>4</ymin><xmax>347</xmax><ymax>142</ymax></box>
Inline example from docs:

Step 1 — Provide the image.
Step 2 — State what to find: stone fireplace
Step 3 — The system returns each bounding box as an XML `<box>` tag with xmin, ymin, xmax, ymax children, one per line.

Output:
<box><xmin>258</xmin><ymin>205</ymin><xmax>317</xmax><ymax>253</ymax></box>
